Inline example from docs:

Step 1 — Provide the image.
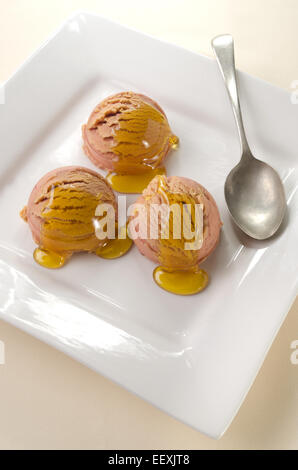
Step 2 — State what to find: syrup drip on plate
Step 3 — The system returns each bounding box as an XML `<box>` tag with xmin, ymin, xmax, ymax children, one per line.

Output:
<box><xmin>106</xmin><ymin>167</ymin><xmax>166</xmax><ymax>194</ymax></box>
<box><xmin>33</xmin><ymin>225</ymin><xmax>132</xmax><ymax>268</ymax></box>
<box><xmin>153</xmin><ymin>266</ymin><xmax>208</xmax><ymax>295</ymax></box>
<box><xmin>95</xmin><ymin>225</ymin><xmax>133</xmax><ymax>259</ymax></box>
<box><xmin>33</xmin><ymin>248</ymin><xmax>71</xmax><ymax>269</ymax></box>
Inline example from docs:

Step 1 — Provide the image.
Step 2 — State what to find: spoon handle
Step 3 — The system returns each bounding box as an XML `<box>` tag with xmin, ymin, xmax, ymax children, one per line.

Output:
<box><xmin>212</xmin><ymin>34</ymin><xmax>252</xmax><ymax>159</ymax></box>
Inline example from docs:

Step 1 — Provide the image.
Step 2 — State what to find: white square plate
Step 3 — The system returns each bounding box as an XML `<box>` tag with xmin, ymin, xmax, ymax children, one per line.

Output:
<box><xmin>0</xmin><ymin>12</ymin><xmax>297</xmax><ymax>438</ymax></box>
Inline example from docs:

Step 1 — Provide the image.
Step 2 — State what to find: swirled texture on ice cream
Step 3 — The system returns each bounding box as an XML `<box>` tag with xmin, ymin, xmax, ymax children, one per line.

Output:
<box><xmin>82</xmin><ymin>91</ymin><xmax>177</xmax><ymax>175</ymax></box>
<box><xmin>21</xmin><ymin>166</ymin><xmax>117</xmax><ymax>254</ymax></box>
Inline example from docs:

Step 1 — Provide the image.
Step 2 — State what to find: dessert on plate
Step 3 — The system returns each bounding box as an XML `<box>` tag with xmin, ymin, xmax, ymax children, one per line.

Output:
<box><xmin>20</xmin><ymin>95</ymin><xmax>221</xmax><ymax>294</ymax></box>
<box><xmin>82</xmin><ymin>91</ymin><xmax>178</xmax><ymax>193</ymax></box>
<box><xmin>129</xmin><ymin>175</ymin><xmax>222</xmax><ymax>295</ymax></box>
<box><xmin>20</xmin><ymin>166</ymin><xmax>132</xmax><ymax>268</ymax></box>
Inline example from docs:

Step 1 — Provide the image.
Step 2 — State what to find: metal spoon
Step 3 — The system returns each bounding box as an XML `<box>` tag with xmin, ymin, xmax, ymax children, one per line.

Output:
<box><xmin>212</xmin><ymin>34</ymin><xmax>286</xmax><ymax>240</ymax></box>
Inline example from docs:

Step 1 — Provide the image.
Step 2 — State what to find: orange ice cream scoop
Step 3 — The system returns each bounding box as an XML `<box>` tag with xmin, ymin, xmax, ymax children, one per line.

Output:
<box><xmin>20</xmin><ymin>166</ymin><xmax>118</xmax><ymax>267</ymax></box>
<box><xmin>130</xmin><ymin>175</ymin><xmax>222</xmax><ymax>270</ymax></box>
<box><xmin>130</xmin><ymin>175</ymin><xmax>222</xmax><ymax>295</ymax></box>
<box><xmin>82</xmin><ymin>92</ymin><xmax>178</xmax><ymax>193</ymax></box>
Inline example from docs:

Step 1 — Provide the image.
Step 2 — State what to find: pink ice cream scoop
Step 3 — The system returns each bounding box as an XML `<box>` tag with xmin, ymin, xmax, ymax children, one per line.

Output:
<box><xmin>82</xmin><ymin>91</ymin><xmax>177</xmax><ymax>175</ymax></box>
<box><xmin>20</xmin><ymin>166</ymin><xmax>117</xmax><ymax>254</ymax></box>
<box><xmin>130</xmin><ymin>175</ymin><xmax>222</xmax><ymax>269</ymax></box>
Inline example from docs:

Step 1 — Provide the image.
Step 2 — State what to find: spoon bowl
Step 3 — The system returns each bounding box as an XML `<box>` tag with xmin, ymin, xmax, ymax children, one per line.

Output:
<box><xmin>225</xmin><ymin>156</ymin><xmax>286</xmax><ymax>239</ymax></box>
<box><xmin>212</xmin><ymin>35</ymin><xmax>286</xmax><ymax>240</ymax></box>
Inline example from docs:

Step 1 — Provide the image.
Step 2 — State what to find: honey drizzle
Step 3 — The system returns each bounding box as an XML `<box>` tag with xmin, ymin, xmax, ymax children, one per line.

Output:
<box><xmin>33</xmin><ymin>248</ymin><xmax>71</xmax><ymax>269</ymax></box>
<box><xmin>91</xmin><ymin>95</ymin><xmax>179</xmax><ymax>193</ymax></box>
<box><xmin>152</xmin><ymin>176</ymin><xmax>208</xmax><ymax>295</ymax></box>
<box><xmin>153</xmin><ymin>266</ymin><xmax>208</xmax><ymax>295</ymax></box>
<box><xmin>106</xmin><ymin>167</ymin><xmax>166</xmax><ymax>194</ymax></box>
<box><xmin>32</xmin><ymin>183</ymin><xmax>131</xmax><ymax>268</ymax></box>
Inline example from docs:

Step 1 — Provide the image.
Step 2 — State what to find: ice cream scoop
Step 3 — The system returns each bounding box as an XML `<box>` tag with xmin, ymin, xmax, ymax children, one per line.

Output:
<box><xmin>82</xmin><ymin>92</ymin><xmax>178</xmax><ymax>193</ymax></box>
<box><xmin>130</xmin><ymin>175</ymin><xmax>222</xmax><ymax>295</ymax></box>
<box><xmin>20</xmin><ymin>166</ymin><xmax>132</xmax><ymax>268</ymax></box>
